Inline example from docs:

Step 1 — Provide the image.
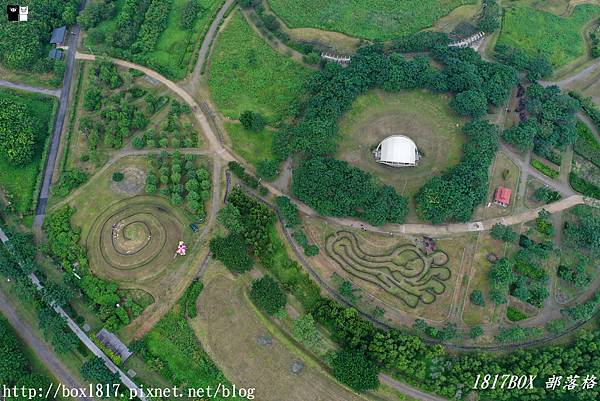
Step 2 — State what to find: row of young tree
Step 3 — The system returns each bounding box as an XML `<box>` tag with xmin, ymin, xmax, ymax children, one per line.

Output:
<box><xmin>0</xmin><ymin>227</ymin><xmax>81</xmax><ymax>355</ymax></box>
<box><xmin>0</xmin><ymin>96</ymin><xmax>43</xmax><ymax>165</ymax></box>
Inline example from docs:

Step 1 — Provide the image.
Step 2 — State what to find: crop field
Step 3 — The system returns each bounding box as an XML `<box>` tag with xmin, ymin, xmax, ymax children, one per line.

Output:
<box><xmin>336</xmin><ymin>89</ymin><xmax>465</xmax><ymax>217</ymax></box>
<box><xmin>208</xmin><ymin>11</ymin><xmax>311</xmax><ymax>123</ymax></box>
<box><xmin>497</xmin><ymin>4</ymin><xmax>600</xmax><ymax>68</ymax></box>
<box><xmin>0</xmin><ymin>88</ymin><xmax>56</xmax><ymax>213</ymax></box>
<box><xmin>191</xmin><ymin>269</ymin><xmax>367</xmax><ymax>401</ymax></box>
<box><xmin>304</xmin><ymin>217</ymin><xmax>467</xmax><ymax>322</ymax></box>
<box><xmin>267</xmin><ymin>0</ymin><xmax>476</xmax><ymax>40</ymax></box>
<box><xmin>224</xmin><ymin>122</ymin><xmax>274</xmax><ymax>167</ymax></box>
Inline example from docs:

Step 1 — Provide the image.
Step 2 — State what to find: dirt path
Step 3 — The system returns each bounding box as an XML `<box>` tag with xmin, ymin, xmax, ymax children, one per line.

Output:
<box><xmin>0</xmin><ymin>80</ymin><xmax>61</xmax><ymax>97</ymax></box>
<box><xmin>189</xmin><ymin>0</ymin><xmax>236</xmax><ymax>92</ymax></box>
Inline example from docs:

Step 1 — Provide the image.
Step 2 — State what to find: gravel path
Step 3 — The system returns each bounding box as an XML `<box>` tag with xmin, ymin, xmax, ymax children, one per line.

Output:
<box><xmin>0</xmin><ymin>80</ymin><xmax>61</xmax><ymax>97</ymax></box>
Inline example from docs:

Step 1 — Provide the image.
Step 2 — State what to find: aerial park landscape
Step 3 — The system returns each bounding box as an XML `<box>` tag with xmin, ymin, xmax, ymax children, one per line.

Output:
<box><xmin>1</xmin><ymin>1</ymin><xmax>600</xmax><ymax>401</ymax></box>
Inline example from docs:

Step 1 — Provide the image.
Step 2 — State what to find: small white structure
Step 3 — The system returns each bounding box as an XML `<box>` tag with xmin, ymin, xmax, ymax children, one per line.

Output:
<box><xmin>373</xmin><ymin>135</ymin><xmax>420</xmax><ymax>167</ymax></box>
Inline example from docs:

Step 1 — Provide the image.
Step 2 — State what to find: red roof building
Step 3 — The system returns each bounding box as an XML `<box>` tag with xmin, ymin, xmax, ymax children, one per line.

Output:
<box><xmin>494</xmin><ymin>186</ymin><xmax>512</xmax><ymax>207</ymax></box>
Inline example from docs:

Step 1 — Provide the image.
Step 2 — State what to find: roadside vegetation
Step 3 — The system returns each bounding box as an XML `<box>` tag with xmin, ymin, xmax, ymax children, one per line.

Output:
<box><xmin>208</xmin><ymin>11</ymin><xmax>311</xmax><ymax>123</ymax></box>
<box><xmin>0</xmin><ymin>89</ymin><xmax>56</xmax><ymax>213</ymax></box>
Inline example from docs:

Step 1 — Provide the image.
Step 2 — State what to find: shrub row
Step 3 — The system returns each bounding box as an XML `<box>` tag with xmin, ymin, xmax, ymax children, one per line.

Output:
<box><xmin>570</xmin><ymin>173</ymin><xmax>600</xmax><ymax>199</ymax></box>
<box><xmin>531</xmin><ymin>159</ymin><xmax>559</xmax><ymax>179</ymax></box>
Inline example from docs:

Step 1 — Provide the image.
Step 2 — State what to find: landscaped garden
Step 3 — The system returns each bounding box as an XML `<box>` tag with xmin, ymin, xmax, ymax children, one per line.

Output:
<box><xmin>0</xmin><ymin>88</ymin><xmax>56</xmax><ymax>213</ymax></box>
<box><xmin>497</xmin><ymin>4</ymin><xmax>600</xmax><ymax>68</ymax></box>
<box><xmin>208</xmin><ymin>11</ymin><xmax>311</xmax><ymax>123</ymax></box>
<box><xmin>267</xmin><ymin>0</ymin><xmax>476</xmax><ymax>40</ymax></box>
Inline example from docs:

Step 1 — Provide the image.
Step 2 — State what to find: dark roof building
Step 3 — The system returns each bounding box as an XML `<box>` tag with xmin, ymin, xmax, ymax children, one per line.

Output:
<box><xmin>50</xmin><ymin>26</ymin><xmax>67</xmax><ymax>45</ymax></box>
<box><xmin>494</xmin><ymin>186</ymin><xmax>512</xmax><ymax>207</ymax></box>
<box><xmin>48</xmin><ymin>48</ymin><xmax>64</xmax><ymax>60</ymax></box>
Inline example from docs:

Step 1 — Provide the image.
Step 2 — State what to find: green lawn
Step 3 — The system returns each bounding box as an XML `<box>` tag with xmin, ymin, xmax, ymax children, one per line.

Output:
<box><xmin>336</xmin><ymin>89</ymin><xmax>465</xmax><ymax>200</ymax></box>
<box><xmin>497</xmin><ymin>4</ymin><xmax>600</xmax><ymax>68</ymax></box>
<box><xmin>0</xmin><ymin>89</ymin><xmax>56</xmax><ymax>213</ymax></box>
<box><xmin>224</xmin><ymin>122</ymin><xmax>274</xmax><ymax>167</ymax></box>
<box><xmin>267</xmin><ymin>0</ymin><xmax>475</xmax><ymax>40</ymax></box>
<box><xmin>208</xmin><ymin>11</ymin><xmax>311</xmax><ymax>123</ymax></box>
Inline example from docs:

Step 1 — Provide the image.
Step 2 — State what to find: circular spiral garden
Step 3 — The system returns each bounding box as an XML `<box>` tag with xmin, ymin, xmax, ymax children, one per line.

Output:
<box><xmin>86</xmin><ymin>196</ymin><xmax>185</xmax><ymax>283</ymax></box>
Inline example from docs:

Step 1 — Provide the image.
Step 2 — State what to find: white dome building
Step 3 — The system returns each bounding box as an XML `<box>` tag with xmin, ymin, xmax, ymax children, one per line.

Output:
<box><xmin>373</xmin><ymin>135</ymin><xmax>420</xmax><ymax>167</ymax></box>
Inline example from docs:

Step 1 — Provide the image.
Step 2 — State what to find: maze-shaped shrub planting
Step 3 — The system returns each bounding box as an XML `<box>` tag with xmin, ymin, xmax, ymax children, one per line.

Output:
<box><xmin>325</xmin><ymin>231</ymin><xmax>450</xmax><ymax>308</ymax></box>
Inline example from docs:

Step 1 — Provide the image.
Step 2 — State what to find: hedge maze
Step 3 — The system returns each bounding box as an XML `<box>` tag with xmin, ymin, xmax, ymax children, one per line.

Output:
<box><xmin>325</xmin><ymin>231</ymin><xmax>451</xmax><ymax>308</ymax></box>
<box><xmin>86</xmin><ymin>196</ymin><xmax>185</xmax><ymax>285</ymax></box>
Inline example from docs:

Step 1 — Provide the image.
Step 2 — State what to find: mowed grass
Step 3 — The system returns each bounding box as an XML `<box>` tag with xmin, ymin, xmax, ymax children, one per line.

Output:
<box><xmin>336</xmin><ymin>89</ymin><xmax>465</xmax><ymax>202</ymax></box>
<box><xmin>144</xmin><ymin>299</ymin><xmax>235</xmax><ymax>401</ymax></box>
<box><xmin>191</xmin><ymin>270</ymin><xmax>366</xmax><ymax>401</ymax></box>
<box><xmin>208</xmin><ymin>11</ymin><xmax>311</xmax><ymax>123</ymax></box>
<box><xmin>224</xmin><ymin>122</ymin><xmax>273</xmax><ymax>167</ymax></box>
<box><xmin>267</xmin><ymin>0</ymin><xmax>476</xmax><ymax>40</ymax></box>
<box><xmin>497</xmin><ymin>4</ymin><xmax>600</xmax><ymax>68</ymax></box>
<box><xmin>145</xmin><ymin>0</ymin><xmax>225</xmax><ymax>80</ymax></box>
<box><xmin>0</xmin><ymin>88</ymin><xmax>56</xmax><ymax>212</ymax></box>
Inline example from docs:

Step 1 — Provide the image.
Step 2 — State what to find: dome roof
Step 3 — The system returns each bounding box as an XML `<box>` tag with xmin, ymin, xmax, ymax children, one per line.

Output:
<box><xmin>375</xmin><ymin>135</ymin><xmax>419</xmax><ymax>166</ymax></box>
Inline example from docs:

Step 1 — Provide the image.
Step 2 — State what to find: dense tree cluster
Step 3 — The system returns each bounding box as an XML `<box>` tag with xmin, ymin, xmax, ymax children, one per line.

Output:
<box><xmin>78</xmin><ymin>0</ymin><xmax>117</xmax><ymax>30</ymax></box>
<box><xmin>250</xmin><ymin>275</ymin><xmax>287</xmax><ymax>315</ymax></box>
<box><xmin>331</xmin><ymin>349</ymin><xmax>379</xmax><ymax>392</ymax></box>
<box><xmin>240</xmin><ymin>110</ymin><xmax>266</xmax><ymax>131</ymax></box>
<box><xmin>509</xmin><ymin>84</ymin><xmax>580</xmax><ymax>159</ymax></box>
<box><xmin>494</xmin><ymin>44</ymin><xmax>553</xmax><ymax>81</ymax></box>
<box><xmin>0</xmin><ymin>97</ymin><xmax>40</xmax><ymax>165</ymax></box>
<box><xmin>43</xmin><ymin>206</ymin><xmax>143</xmax><ymax>331</ymax></box>
<box><xmin>292</xmin><ymin>157</ymin><xmax>408</xmax><ymax>226</ymax></box>
<box><xmin>477</xmin><ymin>0</ymin><xmax>502</xmax><ymax>33</ymax></box>
<box><xmin>534</xmin><ymin>186</ymin><xmax>561</xmax><ymax>204</ymax></box>
<box><xmin>80</xmin><ymin>357</ymin><xmax>121</xmax><ymax>385</ymax></box>
<box><xmin>132</xmin><ymin>0</ymin><xmax>173</xmax><ymax>54</ymax></box>
<box><xmin>272</xmin><ymin>44</ymin><xmax>517</xmax><ymax>225</ymax></box>
<box><xmin>490</xmin><ymin>223</ymin><xmax>518</xmax><ymax>242</ymax></box>
<box><xmin>415</xmin><ymin>119</ymin><xmax>499</xmax><ymax>224</ymax></box>
<box><xmin>564</xmin><ymin>212</ymin><xmax>600</xmax><ymax>257</ymax></box>
<box><xmin>180</xmin><ymin>0</ymin><xmax>202</xmax><ymax>29</ymax></box>
<box><xmin>0</xmin><ymin>0</ymin><xmax>78</xmax><ymax>73</ymax></box>
<box><xmin>145</xmin><ymin>152</ymin><xmax>209</xmax><ymax>217</ymax></box>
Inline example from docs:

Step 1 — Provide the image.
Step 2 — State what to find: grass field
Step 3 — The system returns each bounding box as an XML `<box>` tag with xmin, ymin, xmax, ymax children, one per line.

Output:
<box><xmin>208</xmin><ymin>11</ymin><xmax>311</xmax><ymax>123</ymax></box>
<box><xmin>144</xmin><ymin>295</ymin><xmax>235</xmax><ymax>401</ymax></box>
<box><xmin>336</xmin><ymin>89</ymin><xmax>465</xmax><ymax>203</ymax></box>
<box><xmin>192</xmin><ymin>269</ymin><xmax>367</xmax><ymax>401</ymax></box>
<box><xmin>497</xmin><ymin>4</ymin><xmax>600</xmax><ymax>68</ymax></box>
<box><xmin>0</xmin><ymin>88</ymin><xmax>56</xmax><ymax>213</ymax></box>
<box><xmin>224</xmin><ymin>122</ymin><xmax>274</xmax><ymax>167</ymax></box>
<box><xmin>267</xmin><ymin>0</ymin><xmax>476</xmax><ymax>40</ymax></box>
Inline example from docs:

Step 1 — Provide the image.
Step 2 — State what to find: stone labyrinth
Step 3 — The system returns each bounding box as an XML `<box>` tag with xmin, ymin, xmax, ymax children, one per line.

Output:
<box><xmin>325</xmin><ymin>231</ymin><xmax>451</xmax><ymax>308</ymax></box>
<box><xmin>86</xmin><ymin>196</ymin><xmax>184</xmax><ymax>284</ymax></box>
